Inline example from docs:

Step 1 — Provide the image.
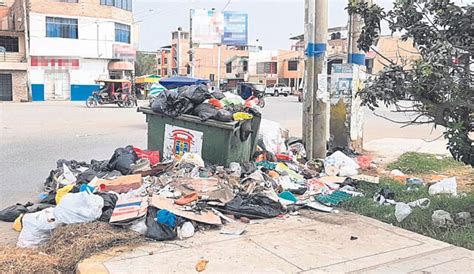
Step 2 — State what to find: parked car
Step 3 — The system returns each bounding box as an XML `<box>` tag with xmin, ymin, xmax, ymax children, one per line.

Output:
<box><xmin>265</xmin><ymin>83</ymin><xmax>291</xmax><ymax>97</ymax></box>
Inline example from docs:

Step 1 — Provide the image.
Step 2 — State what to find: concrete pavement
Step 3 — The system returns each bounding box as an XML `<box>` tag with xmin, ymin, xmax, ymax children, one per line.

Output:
<box><xmin>77</xmin><ymin>210</ymin><xmax>473</xmax><ymax>273</ymax></box>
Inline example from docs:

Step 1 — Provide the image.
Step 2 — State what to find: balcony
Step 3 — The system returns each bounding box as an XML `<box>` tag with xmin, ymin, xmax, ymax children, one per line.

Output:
<box><xmin>0</xmin><ymin>52</ymin><xmax>27</xmax><ymax>70</ymax></box>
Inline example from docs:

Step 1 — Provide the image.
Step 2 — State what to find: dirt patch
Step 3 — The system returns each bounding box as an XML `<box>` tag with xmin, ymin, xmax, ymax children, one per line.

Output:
<box><xmin>0</xmin><ymin>222</ymin><xmax>144</xmax><ymax>272</ymax></box>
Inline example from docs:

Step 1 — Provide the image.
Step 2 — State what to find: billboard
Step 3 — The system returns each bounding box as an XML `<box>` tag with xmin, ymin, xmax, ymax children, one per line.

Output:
<box><xmin>191</xmin><ymin>9</ymin><xmax>224</xmax><ymax>44</ymax></box>
<box><xmin>191</xmin><ymin>9</ymin><xmax>248</xmax><ymax>46</ymax></box>
<box><xmin>222</xmin><ymin>12</ymin><xmax>248</xmax><ymax>45</ymax></box>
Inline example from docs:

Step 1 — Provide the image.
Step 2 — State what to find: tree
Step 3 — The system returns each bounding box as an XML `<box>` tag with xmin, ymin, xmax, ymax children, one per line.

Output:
<box><xmin>135</xmin><ymin>51</ymin><xmax>157</xmax><ymax>76</ymax></box>
<box><xmin>347</xmin><ymin>0</ymin><xmax>473</xmax><ymax>166</ymax></box>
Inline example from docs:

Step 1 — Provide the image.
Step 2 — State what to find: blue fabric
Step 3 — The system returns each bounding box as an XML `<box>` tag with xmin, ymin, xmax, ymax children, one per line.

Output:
<box><xmin>71</xmin><ymin>84</ymin><xmax>100</xmax><ymax>101</ymax></box>
<box><xmin>306</xmin><ymin>43</ymin><xmax>327</xmax><ymax>57</ymax></box>
<box><xmin>156</xmin><ymin>209</ymin><xmax>177</xmax><ymax>228</ymax></box>
<box><xmin>348</xmin><ymin>53</ymin><xmax>366</xmax><ymax>65</ymax></box>
<box><xmin>31</xmin><ymin>84</ymin><xmax>44</xmax><ymax>101</ymax></box>
<box><xmin>159</xmin><ymin>76</ymin><xmax>210</xmax><ymax>89</ymax></box>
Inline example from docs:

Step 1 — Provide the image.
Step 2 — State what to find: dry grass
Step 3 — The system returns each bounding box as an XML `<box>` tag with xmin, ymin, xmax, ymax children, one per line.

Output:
<box><xmin>0</xmin><ymin>222</ymin><xmax>144</xmax><ymax>273</ymax></box>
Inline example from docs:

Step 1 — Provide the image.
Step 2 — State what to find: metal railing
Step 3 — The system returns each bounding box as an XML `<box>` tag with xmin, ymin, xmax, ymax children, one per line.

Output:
<box><xmin>0</xmin><ymin>52</ymin><xmax>26</xmax><ymax>63</ymax></box>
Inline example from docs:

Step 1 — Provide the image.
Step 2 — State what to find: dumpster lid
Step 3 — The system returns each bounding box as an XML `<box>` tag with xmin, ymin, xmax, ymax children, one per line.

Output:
<box><xmin>138</xmin><ymin>106</ymin><xmax>240</xmax><ymax>130</ymax></box>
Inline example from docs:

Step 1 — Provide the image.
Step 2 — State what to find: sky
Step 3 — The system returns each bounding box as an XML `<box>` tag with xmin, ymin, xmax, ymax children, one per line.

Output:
<box><xmin>134</xmin><ymin>0</ymin><xmax>471</xmax><ymax>51</ymax></box>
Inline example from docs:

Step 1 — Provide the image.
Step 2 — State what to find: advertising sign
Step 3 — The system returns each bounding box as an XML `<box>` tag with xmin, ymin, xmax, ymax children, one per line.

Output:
<box><xmin>163</xmin><ymin>124</ymin><xmax>204</xmax><ymax>159</ymax></box>
<box><xmin>191</xmin><ymin>9</ymin><xmax>248</xmax><ymax>46</ymax></box>
<box><xmin>222</xmin><ymin>12</ymin><xmax>248</xmax><ymax>45</ymax></box>
<box><xmin>112</xmin><ymin>44</ymin><xmax>136</xmax><ymax>61</ymax></box>
<box><xmin>191</xmin><ymin>9</ymin><xmax>224</xmax><ymax>44</ymax></box>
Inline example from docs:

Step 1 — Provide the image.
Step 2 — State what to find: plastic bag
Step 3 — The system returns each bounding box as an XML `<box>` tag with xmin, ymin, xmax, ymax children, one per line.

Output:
<box><xmin>177</xmin><ymin>222</ymin><xmax>195</xmax><ymax>239</ymax></box>
<box><xmin>428</xmin><ymin>177</ymin><xmax>457</xmax><ymax>196</ymax></box>
<box><xmin>211</xmin><ymin>91</ymin><xmax>225</xmax><ymax>100</ymax></box>
<box><xmin>0</xmin><ymin>203</ymin><xmax>31</xmax><ymax>222</ymax></box>
<box><xmin>17</xmin><ymin>208</ymin><xmax>60</xmax><ymax>248</ymax></box>
<box><xmin>432</xmin><ymin>210</ymin><xmax>454</xmax><ymax>228</ymax></box>
<box><xmin>129</xmin><ymin>219</ymin><xmax>147</xmax><ymax>235</ymax></box>
<box><xmin>55</xmin><ymin>184</ymin><xmax>75</xmax><ymax>205</ymax></box>
<box><xmin>407</xmin><ymin>198</ymin><xmax>431</xmax><ymax>209</ymax></box>
<box><xmin>54</xmin><ymin>192</ymin><xmax>104</xmax><ymax>224</ymax></box>
<box><xmin>133</xmin><ymin>147</ymin><xmax>160</xmax><ymax>166</ymax></box>
<box><xmin>193</xmin><ymin>103</ymin><xmax>219</xmax><ymax>121</ymax></box>
<box><xmin>178</xmin><ymin>85</ymin><xmax>211</xmax><ymax>105</ymax></box>
<box><xmin>215</xmin><ymin>109</ymin><xmax>233</xmax><ymax>122</ymax></box>
<box><xmin>258</xmin><ymin>119</ymin><xmax>287</xmax><ymax>154</ymax></box>
<box><xmin>395</xmin><ymin>202</ymin><xmax>412</xmax><ymax>222</ymax></box>
<box><xmin>324</xmin><ymin>151</ymin><xmax>360</xmax><ymax>177</ymax></box>
<box><xmin>108</xmin><ymin>145</ymin><xmax>139</xmax><ymax>175</ymax></box>
<box><xmin>145</xmin><ymin>207</ymin><xmax>177</xmax><ymax>241</ymax></box>
<box><xmin>60</xmin><ymin>163</ymin><xmax>77</xmax><ymax>185</ymax></box>
<box><xmin>96</xmin><ymin>192</ymin><xmax>118</xmax><ymax>222</ymax></box>
<box><xmin>224</xmin><ymin>194</ymin><xmax>284</xmax><ymax>219</ymax></box>
<box><xmin>180</xmin><ymin>153</ymin><xmax>205</xmax><ymax>167</ymax></box>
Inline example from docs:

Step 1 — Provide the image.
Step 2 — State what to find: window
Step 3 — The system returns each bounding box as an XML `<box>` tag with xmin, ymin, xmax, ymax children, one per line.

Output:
<box><xmin>157</xmin><ymin>58</ymin><xmax>161</xmax><ymax>65</ymax></box>
<box><xmin>226</xmin><ymin>62</ymin><xmax>232</xmax><ymax>73</ymax></box>
<box><xmin>115</xmin><ymin>23</ymin><xmax>130</xmax><ymax>43</ymax></box>
<box><xmin>100</xmin><ymin>0</ymin><xmax>132</xmax><ymax>11</ymax></box>
<box><xmin>58</xmin><ymin>0</ymin><xmax>78</xmax><ymax>3</ymax></box>
<box><xmin>242</xmin><ymin>60</ymin><xmax>248</xmax><ymax>72</ymax></box>
<box><xmin>288</xmin><ymin>60</ymin><xmax>298</xmax><ymax>71</ymax></box>
<box><xmin>209</xmin><ymin>74</ymin><xmax>215</xmax><ymax>81</ymax></box>
<box><xmin>256</xmin><ymin>62</ymin><xmax>277</xmax><ymax>74</ymax></box>
<box><xmin>0</xmin><ymin>36</ymin><xmax>19</xmax><ymax>52</ymax></box>
<box><xmin>46</xmin><ymin>17</ymin><xmax>78</xmax><ymax>39</ymax></box>
<box><xmin>157</xmin><ymin>69</ymin><xmax>161</xmax><ymax>75</ymax></box>
<box><xmin>164</xmin><ymin>57</ymin><xmax>168</xmax><ymax>65</ymax></box>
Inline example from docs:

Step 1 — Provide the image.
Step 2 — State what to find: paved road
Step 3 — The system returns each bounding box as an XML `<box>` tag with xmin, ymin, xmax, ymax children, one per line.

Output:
<box><xmin>0</xmin><ymin>97</ymin><xmax>446</xmax><ymax>208</ymax></box>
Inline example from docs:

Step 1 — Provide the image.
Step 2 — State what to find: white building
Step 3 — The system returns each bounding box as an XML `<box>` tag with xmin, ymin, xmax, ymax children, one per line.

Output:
<box><xmin>26</xmin><ymin>0</ymin><xmax>137</xmax><ymax>101</ymax></box>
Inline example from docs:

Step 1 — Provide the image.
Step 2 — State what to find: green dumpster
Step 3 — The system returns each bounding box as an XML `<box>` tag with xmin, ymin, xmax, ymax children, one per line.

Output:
<box><xmin>138</xmin><ymin>106</ymin><xmax>261</xmax><ymax>166</ymax></box>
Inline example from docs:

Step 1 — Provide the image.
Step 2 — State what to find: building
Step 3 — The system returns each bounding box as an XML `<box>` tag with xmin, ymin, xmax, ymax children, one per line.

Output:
<box><xmin>0</xmin><ymin>0</ymin><xmax>28</xmax><ymax>102</ymax></box>
<box><xmin>289</xmin><ymin>26</ymin><xmax>420</xmax><ymax>76</ymax></box>
<box><xmin>1</xmin><ymin>0</ymin><xmax>138</xmax><ymax>102</ymax></box>
<box><xmin>27</xmin><ymin>0</ymin><xmax>137</xmax><ymax>101</ymax></box>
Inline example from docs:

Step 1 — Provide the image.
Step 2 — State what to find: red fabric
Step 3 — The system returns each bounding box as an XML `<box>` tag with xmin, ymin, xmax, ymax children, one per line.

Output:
<box><xmin>275</xmin><ymin>153</ymin><xmax>292</xmax><ymax>161</ymax></box>
<box><xmin>133</xmin><ymin>147</ymin><xmax>160</xmax><ymax>166</ymax></box>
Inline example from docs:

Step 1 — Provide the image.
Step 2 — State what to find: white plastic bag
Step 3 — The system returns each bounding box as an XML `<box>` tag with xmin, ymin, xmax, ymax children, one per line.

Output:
<box><xmin>259</xmin><ymin>119</ymin><xmax>287</xmax><ymax>154</ymax></box>
<box><xmin>180</xmin><ymin>153</ymin><xmax>205</xmax><ymax>168</ymax></box>
<box><xmin>407</xmin><ymin>198</ymin><xmax>431</xmax><ymax>209</ymax></box>
<box><xmin>129</xmin><ymin>219</ymin><xmax>147</xmax><ymax>235</ymax></box>
<box><xmin>17</xmin><ymin>208</ymin><xmax>60</xmax><ymax>248</ymax></box>
<box><xmin>60</xmin><ymin>163</ymin><xmax>76</xmax><ymax>185</ymax></box>
<box><xmin>54</xmin><ymin>192</ymin><xmax>104</xmax><ymax>224</ymax></box>
<box><xmin>429</xmin><ymin>177</ymin><xmax>457</xmax><ymax>196</ymax></box>
<box><xmin>432</xmin><ymin>210</ymin><xmax>454</xmax><ymax>228</ymax></box>
<box><xmin>395</xmin><ymin>202</ymin><xmax>412</xmax><ymax>222</ymax></box>
<box><xmin>177</xmin><ymin>222</ymin><xmax>195</xmax><ymax>239</ymax></box>
<box><xmin>324</xmin><ymin>151</ymin><xmax>359</xmax><ymax>176</ymax></box>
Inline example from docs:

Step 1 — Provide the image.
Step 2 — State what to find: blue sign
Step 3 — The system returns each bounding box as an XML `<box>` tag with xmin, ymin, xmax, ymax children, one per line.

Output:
<box><xmin>222</xmin><ymin>12</ymin><xmax>248</xmax><ymax>46</ymax></box>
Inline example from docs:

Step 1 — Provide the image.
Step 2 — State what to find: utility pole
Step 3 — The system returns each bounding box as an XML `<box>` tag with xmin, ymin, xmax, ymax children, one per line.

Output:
<box><xmin>303</xmin><ymin>0</ymin><xmax>328</xmax><ymax>159</ymax></box>
<box><xmin>348</xmin><ymin>0</ymin><xmax>370</xmax><ymax>66</ymax></box>
<box><xmin>177</xmin><ymin>27</ymin><xmax>182</xmax><ymax>76</ymax></box>
<box><xmin>217</xmin><ymin>44</ymin><xmax>222</xmax><ymax>90</ymax></box>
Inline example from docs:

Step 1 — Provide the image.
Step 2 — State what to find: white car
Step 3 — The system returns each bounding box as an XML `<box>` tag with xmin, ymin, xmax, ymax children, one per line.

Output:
<box><xmin>265</xmin><ymin>83</ymin><xmax>291</xmax><ymax>97</ymax></box>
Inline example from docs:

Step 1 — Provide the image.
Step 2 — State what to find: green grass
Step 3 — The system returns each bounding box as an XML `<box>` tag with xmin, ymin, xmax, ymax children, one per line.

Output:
<box><xmin>387</xmin><ymin>152</ymin><xmax>465</xmax><ymax>174</ymax></box>
<box><xmin>341</xmin><ymin>177</ymin><xmax>474</xmax><ymax>250</ymax></box>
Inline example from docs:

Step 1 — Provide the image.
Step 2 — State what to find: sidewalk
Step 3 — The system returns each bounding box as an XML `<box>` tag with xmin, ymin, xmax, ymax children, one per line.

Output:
<box><xmin>78</xmin><ymin>210</ymin><xmax>473</xmax><ymax>273</ymax></box>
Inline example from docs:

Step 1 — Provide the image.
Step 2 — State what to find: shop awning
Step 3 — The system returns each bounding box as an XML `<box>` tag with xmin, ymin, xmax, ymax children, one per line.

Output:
<box><xmin>108</xmin><ymin>61</ymin><xmax>134</xmax><ymax>71</ymax></box>
<box><xmin>159</xmin><ymin>76</ymin><xmax>209</xmax><ymax>89</ymax></box>
<box><xmin>136</xmin><ymin>74</ymin><xmax>160</xmax><ymax>84</ymax></box>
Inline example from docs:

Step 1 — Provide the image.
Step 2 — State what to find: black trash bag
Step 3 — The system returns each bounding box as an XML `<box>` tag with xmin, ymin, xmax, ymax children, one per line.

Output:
<box><xmin>90</xmin><ymin>159</ymin><xmax>110</xmax><ymax>172</ymax></box>
<box><xmin>145</xmin><ymin>207</ymin><xmax>178</xmax><ymax>241</ymax></box>
<box><xmin>151</xmin><ymin>90</ymin><xmax>174</xmax><ymax>115</ymax></box>
<box><xmin>108</xmin><ymin>145</ymin><xmax>138</xmax><ymax>175</ymax></box>
<box><xmin>224</xmin><ymin>193</ymin><xmax>284</xmax><ymax>219</ymax></box>
<box><xmin>193</xmin><ymin>103</ymin><xmax>219</xmax><ymax>121</ymax></box>
<box><xmin>96</xmin><ymin>192</ymin><xmax>118</xmax><ymax>222</ymax></box>
<box><xmin>211</xmin><ymin>91</ymin><xmax>225</xmax><ymax>100</ymax></box>
<box><xmin>178</xmin><ymin>84</ymin><xmax>211</xmax><ymax>105</ymax></box>
<box><xmin>0</xmin><ymin>202</ymin><xmax>32</xmax><ymax>222</ymax></box>
<box><xmin>171</xmin><ymin>97</ymin><xmax>194</xmax><ymax>116</ymax></box>
<box><xmin>26</xmin><ymin>203</ymin><xmax>54</xmax><ymax>213</ymax></box>
<box><xmin>76</xmin><ymin>169</ymin><xmax>98</xmax><ymax>184</ymax></box>
<box><xmin>56</xmin><ymin>159</ymin><xmax>89</xmax><ymax>170</ymax></box>
<box><xmin>215</xmin><ymin>109</ymin><xmax>233</xmax><ymax>122</ymax></box>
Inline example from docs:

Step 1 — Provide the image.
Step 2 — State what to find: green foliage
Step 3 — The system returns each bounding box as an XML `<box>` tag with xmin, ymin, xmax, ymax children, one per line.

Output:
<box><xmin>387</xmin><ymin>152</ymin><xmax>466</xmax><ymax>174</ymax></box>
<box><xmin>347</xmin><ymin>0</ymin><xmax>474</xmax><ymax>166</ymax></box>
<box><xmin>135</xmin><ymin>52</ymin><xmax>157</xmax><ymax>77</ymax></box>
<box><xmin>341</xmin><ymin>178</ymin><xmax>474</xmax><ymax>250</ymax></box>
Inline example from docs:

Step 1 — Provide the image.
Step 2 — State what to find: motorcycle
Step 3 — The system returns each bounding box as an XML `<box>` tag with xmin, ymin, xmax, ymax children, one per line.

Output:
<box><xmin>86</xmin><ymin>79</ymin><xmax>136</xmax><ymax>108</ymax></box>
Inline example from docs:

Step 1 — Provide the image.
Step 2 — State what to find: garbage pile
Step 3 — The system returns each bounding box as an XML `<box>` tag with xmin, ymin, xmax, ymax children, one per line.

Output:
<box><xmin>0</xmin><ymin>123</ymin><xmax>387</xmax><ymax>250</ymax></box>
<box><xmin>150</xmin><ymin>84</ymin><xmax>260</xmax><ymax>122</ymax></box>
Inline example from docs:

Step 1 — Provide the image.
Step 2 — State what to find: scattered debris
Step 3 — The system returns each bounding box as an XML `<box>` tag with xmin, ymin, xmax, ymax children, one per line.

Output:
<box><xmin>195</xmin><ymin>259</ymin><xmax>209</xmax><ymax>272</ymax></box>
<box><xmin>432</xmin><ymin>210</ymin><xmax>455</xmax><ymax>228</ymax></box>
